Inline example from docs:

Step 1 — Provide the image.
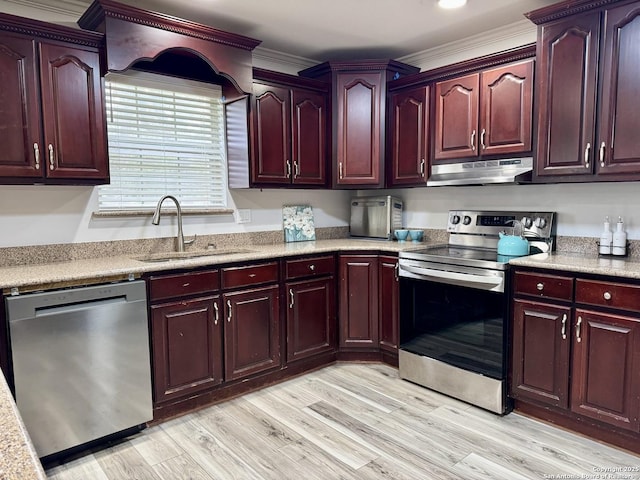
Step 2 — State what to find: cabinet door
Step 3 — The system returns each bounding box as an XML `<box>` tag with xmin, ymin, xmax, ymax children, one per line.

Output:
<box><xmin>388</xmin><ymin>86</ymin><xmax>429</xmax><ymax>186</ymax></box>
<box><xmin>597</xmin><ymin>3</ymin><xmax>640</xmax><ymax>177</ymax></box>
<box><xmin>39</xmin><ymin>42</ymin><xmax>108</xmax><ymax>180</ymax></box>
<box><xmin>480</xmin><ymin>60</ymin><xmax>533</xmax><ymax>156</ymax></box>
<box><xmin>291</xmin><ymin>88</ymin><xmax>327</xmax><ymax>186</ymax></box>
<box><xmin>535</xmin><ymin>12</ymin><xmax>600</xmax><ymax>178</ymax></box>
<box><xmin>511</xmin><ymin>300</ymin><xmax>571</xmax><ymax>409</ymax></box>
<box><xmin>571</xmin><ymin>309</ymin><xmax>640</xmax><ymax>431</ymax></box>
<box><xmin>286</xmin><ymin>277</ymin><xmax>336</xmax><ymax>362</ymax></box>
<box><xmin>434</xmin><ymin>73</ymin><xmax>479</xmax><ymax>161</ymax></box>
<box><xmin>378</xmin><ymin>256</ymin><xmax>399</xmax><ymax>354</ymax></box>
<box><xmin>223</xmin><ymin>285</ymin><xmax>280</xmax><ymax>381</ymax></box>
<box><xmin>251</xmin><ymin>83</ymin><xmax>291</xmax><ymax>184</ymax></box>
<box><xmin>339</xmin><ymin>255</ymin><xmax>378</xmax><ymax>349</ymax></box>
<box><xmin>0</xmin><ymin>34</ymin><xmax>41</xmax><ymax>178</ymax></box>
<box><xmin>151</xmin><ymin>296</ymin><xmax>223</xmax><ymax>403</ymax></box>
<box><xmin>335</xmin><ymin>71</ymin><xmax>384</xmax><ymax>186</ymax></box>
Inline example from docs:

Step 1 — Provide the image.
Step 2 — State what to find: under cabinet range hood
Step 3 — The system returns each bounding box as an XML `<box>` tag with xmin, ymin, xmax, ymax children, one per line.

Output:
<box><xmin>427</xmin><ymin>157</ymin><xmax>533</xmax><ymax>186</ymax></box>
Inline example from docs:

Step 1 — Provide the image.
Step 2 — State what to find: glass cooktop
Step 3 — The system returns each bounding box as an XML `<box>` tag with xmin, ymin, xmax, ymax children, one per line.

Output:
<box><xmin>400</xmin><ymin>244</ymin><xmax>519</xmax><ymax>270</ymax></box>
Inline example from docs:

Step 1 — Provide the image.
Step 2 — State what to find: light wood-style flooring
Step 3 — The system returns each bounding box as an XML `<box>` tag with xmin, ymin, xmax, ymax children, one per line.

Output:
<box><xmin>46</xmin><ymin>363</ymin><xmax>640</xmax><ymax>480</ymax></box>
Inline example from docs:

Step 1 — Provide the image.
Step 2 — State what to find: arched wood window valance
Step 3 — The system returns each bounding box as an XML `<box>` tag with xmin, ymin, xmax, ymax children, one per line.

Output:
<box><xmin>78</xmin><ymin>0</ymin><xmax>261</xmax><ymax>97</ymax></box>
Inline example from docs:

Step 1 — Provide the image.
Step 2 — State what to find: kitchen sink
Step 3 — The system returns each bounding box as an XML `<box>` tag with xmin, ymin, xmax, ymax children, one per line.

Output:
<box><xmin>134</xmin><ymin>249</ymin><xmax>254</xmax><ymax>263</ymax></box>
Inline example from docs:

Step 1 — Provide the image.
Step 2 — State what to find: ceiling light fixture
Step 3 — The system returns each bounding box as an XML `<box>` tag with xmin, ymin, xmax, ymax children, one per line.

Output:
<box><xmin>438</xmin><ymin>0</ymin><xmax>467</xmax><ymax>9</ymax></box>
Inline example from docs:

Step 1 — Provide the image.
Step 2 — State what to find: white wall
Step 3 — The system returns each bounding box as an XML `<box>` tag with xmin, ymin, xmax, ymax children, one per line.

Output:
<box><xmin>0</xmin><ymin>186</ymin><xmax>351</xmax><ymax>248</ymax></box>
<box><xmin>386</xmin><ymin>182</ymin><xmax>640</xmax><ymax>240</ymax></box>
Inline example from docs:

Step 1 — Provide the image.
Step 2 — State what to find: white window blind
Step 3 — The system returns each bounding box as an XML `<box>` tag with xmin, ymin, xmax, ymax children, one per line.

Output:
<box><xmin>99</xmin><ymin>71</ymin><xmax>227</xmax><ymax>211</ymax></box>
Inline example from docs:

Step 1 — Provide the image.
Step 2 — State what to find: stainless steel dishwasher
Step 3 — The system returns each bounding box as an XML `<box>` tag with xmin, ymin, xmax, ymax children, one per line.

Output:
<box><xmin>6</xmin><ymin>280</ymin><xmax>152</xmax><ymax>459</ymax></box>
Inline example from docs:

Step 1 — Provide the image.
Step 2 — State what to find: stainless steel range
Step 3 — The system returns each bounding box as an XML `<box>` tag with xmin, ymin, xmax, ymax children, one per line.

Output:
<box><xmin>398</xmin><ymin>210</ymin><xmax>556</xmax><ymax>414</ymax></box>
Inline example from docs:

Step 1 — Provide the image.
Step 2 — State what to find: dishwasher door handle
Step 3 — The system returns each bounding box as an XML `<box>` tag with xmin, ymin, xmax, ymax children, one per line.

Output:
<box><xmin>33</xmin><ymin>296</ymin><xmax>127</xmax><ymax>318</ymax></box>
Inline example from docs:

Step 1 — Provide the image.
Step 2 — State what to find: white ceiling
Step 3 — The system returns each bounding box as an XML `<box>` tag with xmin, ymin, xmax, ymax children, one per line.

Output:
<box><xmin>1</xmin><ymin>0</ymin><xmax>558</xmax><ymax>61</ymax></box>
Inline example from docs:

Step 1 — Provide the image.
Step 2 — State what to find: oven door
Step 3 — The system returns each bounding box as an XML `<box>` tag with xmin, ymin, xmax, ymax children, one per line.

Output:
<box><xmin>398</xmin><ymin>259</ymin><xmax>510</xmax><ymax>413</ymax></box>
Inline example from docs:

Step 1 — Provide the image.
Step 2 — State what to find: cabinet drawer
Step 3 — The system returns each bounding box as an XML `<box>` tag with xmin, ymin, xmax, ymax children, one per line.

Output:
<box><xmin>576</xmin><ymin>279</ymin><xmax>640</xmax><ymax>313</ymax></box>
<box><xmin>221</xmin><ymin>262</ymin><xmax>279</xmax><ymax>289</ymax></box>
<box><xmin>514</xmin><ymin>271</ymin><xmax>574</xmax><ymax>301</ymax></box>
<box><xmin>149</xmin><ymin>270</ymin><xmax>220</xmax><ymax>302</ymax></box>
<box><xmin>285</xmin><ymin>255</ymin><xmax>335</xmax><ymax>280</ymax></box>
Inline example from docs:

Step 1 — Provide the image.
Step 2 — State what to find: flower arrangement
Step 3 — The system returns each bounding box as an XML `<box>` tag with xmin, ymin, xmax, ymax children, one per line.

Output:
<box><xmin>282</xmin><ymin>205</ymin><xmax>316</xmax><ymax>242</ymax></box>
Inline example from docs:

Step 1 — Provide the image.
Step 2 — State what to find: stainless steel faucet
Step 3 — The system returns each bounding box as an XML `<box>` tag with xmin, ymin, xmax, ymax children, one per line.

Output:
<box><xmin>152</xmin><ymin>195</ymin><xmax>195</xmax><ymax>252</ymax></box>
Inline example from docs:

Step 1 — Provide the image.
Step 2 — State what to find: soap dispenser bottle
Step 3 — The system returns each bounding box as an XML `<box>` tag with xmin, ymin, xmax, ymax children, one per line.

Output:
<box><xmin>612</xmin><ymin>216</ymin><xmax>627</xmax><ymax>256</ymax></box>
<box><xmin>599</xmin><ymin>216</ymin><xmax>613</xmax><ymax>255</ymax></box>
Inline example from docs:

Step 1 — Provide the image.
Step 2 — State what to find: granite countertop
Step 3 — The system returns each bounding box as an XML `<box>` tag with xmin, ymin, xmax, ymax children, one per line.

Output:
<box><xmin>508</xmin><ymin>251</ymin><xmax>640</xmax><ymax>279</ymax></box>
<box><xmin>0</xmin><ymin>372</ymin><xmax>46</xmax><ymax>480</ymax></box>
<box><xmin>0</xmin><ymin>238</ymin><xmax>432</xmax><ymax>292</ymax></box>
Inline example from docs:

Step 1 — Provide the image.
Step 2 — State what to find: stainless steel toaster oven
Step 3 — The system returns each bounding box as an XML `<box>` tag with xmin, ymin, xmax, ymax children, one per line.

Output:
<box><xmin>350</xmin><ymin>195</ymin><xmax>403</xmax><ymax>240</ymax></box>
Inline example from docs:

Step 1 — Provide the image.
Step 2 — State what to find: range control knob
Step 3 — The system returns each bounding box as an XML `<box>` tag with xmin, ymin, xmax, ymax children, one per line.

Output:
<box><xmin>451</xmin><ymin>215</ymin><xmax>461</xmax><ymax>225</ymax></box>
<box><xmin>463</xmin><ymin>215</ymin><xmax>472</xmax><ymax>225</ymax></box>
<box><xmin>534</xmin><ymin>217</ymin><xmax>547</xmax><ymax>229</ymax></box>
<box><xmin>522</xmin><ymin>217</ymin><xmax>533</xmax><ymax>228</ymax></box>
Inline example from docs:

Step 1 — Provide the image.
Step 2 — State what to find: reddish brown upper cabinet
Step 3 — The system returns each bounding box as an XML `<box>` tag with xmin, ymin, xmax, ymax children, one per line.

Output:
<box><xmin>528</xmin><ymin>1</ymin><xmax>640</xmax><ymax>182</ymax></box>
<box><xmin>300</xmin><ymin>60</ymin><xmax>419</xmax><ymax>188</ymax></box>
<box><xmin>0</xmin><ymin>14</ymin><xmax>108</xmax><ymax>184</ymax></box>
<box><xmin>251</xmin><ymin>69</ymin><xmax>329</xmax><ymax>187</ymax></box>
<box><xmin>434</xmin><ymin>59</ymin><xmax>533</xmax><ymax>162</ymax></box>
<box><xmin>388</xmin><ymin>86</ymin><xmax>429</xmax><ymax>187</ymax></box>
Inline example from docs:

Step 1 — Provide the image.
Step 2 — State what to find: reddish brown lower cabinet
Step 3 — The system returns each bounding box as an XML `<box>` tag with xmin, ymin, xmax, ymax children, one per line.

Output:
<box><xmin>511</xmin><ymin>299</ymin><xmax>570</xmax><ymax>408</ymax></box>
<box><xmin>571</xmin><ymin>309</ymin><xmax>640</xmax><ymax>432</ymax></box>
<box><xmin>286</xmin><ymin>277</ymin><xmax>336</xmax><ymax>362</ymax></box>
<box><xmin>378</xmin><ymin>256</ymin><xmax>399</xmax><ymax>354</ymax></box>
<box><xmin>151</xmin><ymin>296</ymin><xmax>223</xmax><ymax>403</ymax></box>
<box><xmin>512</xmin><ymin>268</ymin><xmax>640</xmax><ymax>450</ymax></box>
<box><xmin>339</xmin><ymin>255</ymin><xmax>379</xmax><ymax>349</ymax></box>
<box><xmin>223</xmin><ymin>285</ymin><xmax>280</xmax><ymax>381</ymax></box>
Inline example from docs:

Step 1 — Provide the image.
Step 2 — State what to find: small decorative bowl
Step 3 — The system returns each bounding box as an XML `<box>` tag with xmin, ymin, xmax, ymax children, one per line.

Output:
<box><xmin>394</xmin><ymin>229</ymin><xmax>409</xmax><ymax>242</ymax></box>
<box><xmin>409</xmin><ymin>230</ymin><xmax>424</xmax><ymax>242</ymax></box>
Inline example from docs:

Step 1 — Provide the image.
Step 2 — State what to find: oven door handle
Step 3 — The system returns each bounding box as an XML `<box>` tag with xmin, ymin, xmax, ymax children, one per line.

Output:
<box><xmin>400</xmin><ymin>264</ymin><xmax>503</xmax><ymax>287</ymax></box>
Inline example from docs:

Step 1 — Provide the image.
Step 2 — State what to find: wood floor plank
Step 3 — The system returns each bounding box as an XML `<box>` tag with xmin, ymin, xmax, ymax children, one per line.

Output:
<box><xmin>277</xmin><ymin>437</ymin><xmax>363</xmax><ymax>480</ymax></box>
<box><xmin>151</xmin><ymin>454</ymin><xmax>215</xmax><ymax>480</ymax></box>
<box><xmin>244</xmin><ymin>389</ymin><xmax>380</xmax><ymax>469</ymax></box>
<box><xmin>129</xmin><ymin>425</ymin><xmax>183</xmax><ymax>466</ymax></box>
<box><xmin>94</xmin><ymin>441</ymin><xmax>162</xmax><ymax>480</ymax></box>
<box><xmin>159</xmin><ymin>416</ymin><xmax>265</xmax><ymax>480</ymax></box>
<box><xmin>45</xmin><ymin>454</ymin><xmax>109</xmax><ymax>480</ymax></box>
<box><xmin>452</xmin><ymin>452</ymin><xmax>534</xmax><ymax>480</ymax></box>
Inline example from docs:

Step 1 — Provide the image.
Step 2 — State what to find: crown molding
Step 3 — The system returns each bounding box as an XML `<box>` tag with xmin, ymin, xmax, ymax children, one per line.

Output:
<box><xmin>397</xmin><ymin>19</ymin><xmax>537</xmax><ymax>71</ymax></box>
<box><xmin>1</xmin><ymin>0</ymin><xmax>87</xmax><ymax>17</ymax></box>
<box><xmin>251</xmin><ymin>46</ymin><xmax>317</xmax><ymax>75</ymax></box>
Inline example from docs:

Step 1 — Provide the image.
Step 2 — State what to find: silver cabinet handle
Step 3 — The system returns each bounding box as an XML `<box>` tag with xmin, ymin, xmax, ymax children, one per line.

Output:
<box><xmin>213</xmin><ymin>301</ymin><xmax>219</xmax><ymax>325</ymax></box>
<box><xmin>33</xmin><ymin>143</ymin><xmax>40</xmax><ymax>170</ymax></box>
<box><xmin>576</xmin><ymin>316</ymin><xmax>582</xmax><ymax>343</ymax></box>
<box><xmin>309</xmin><ymin>264</ymin><xmax>315</xmax><ymax>271</ymax></box>
<box><xmin>603</xmin><ymin>291</ymin><xmax>612</xmax><ymax>300</ymax></box>
<box><xmin>294</xmin><ymin>160</ymin><xmax>300</xmax><ymax>178</ymax></box>
<box><xmin>339</xmin><ymin>161</ymin><xmax>344</xmax><ymax>180</ymax></box>
<box><xmin>48</xmin><ymin>144</ymin><xmax>55</xmax><ymax>171</ymax></box>
<box><xmin>286</xmin><ymin>160</ymin><xmax>292</xmax><ymax>178</ymax></box>
<box><xmin>561</xmin><ymin>313</ymin><xmax>567</xmax><ymax>340</ymax></box>
<box><xmin>226</xmin><ymin>300</ymin><xmax>232</xmax><ymax>323</ymax></box>
<box><xmin>394</xmin><ymin>262</ymin><xmax>399</xmax><ymax>281</ymax></box>
<box><xmin>420</xmin><ymin>159</ymin><xmax>425</xmax><ymax>178</ymax></box>
<box><xmin>470</xmin><ymin>130</ymin><xmax>476</xmax><ymax>151</ymax></box>
<box><xmin>599</xmin><ymin>142</ymin><xmax>606</xmax><ymax>167</ymax></box>
<box><xmin>289</xmin><ymin>288</ymin><xmax>295</xmax><ymax>308</ymax></box>
<box><xmin>536</xmin><ymin>282</ymin><xmax>544</xmax><ymax>291</ymax></box>
<box><xmin>584</xmin><ymin>142</ymin><xmax>591</xmax><ymax>169</ymax></box>
<box><xmin>480</xmin><ymin>128</ymin><xmax>486</xmax><ymax>150</ymax></box>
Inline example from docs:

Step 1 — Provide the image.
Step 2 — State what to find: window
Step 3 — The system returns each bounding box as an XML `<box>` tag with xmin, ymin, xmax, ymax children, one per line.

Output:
<box><xmin>99</xmin><ymin>71</ymin><xmax>227</xmax><ymax>212</ymax></box>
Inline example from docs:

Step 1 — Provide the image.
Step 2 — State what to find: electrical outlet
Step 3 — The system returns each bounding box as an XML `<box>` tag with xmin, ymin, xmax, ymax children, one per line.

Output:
<box><xmin>236</xmin><ymin>209</ymin><xmax>251</xmax><ymax>223</ymax></box>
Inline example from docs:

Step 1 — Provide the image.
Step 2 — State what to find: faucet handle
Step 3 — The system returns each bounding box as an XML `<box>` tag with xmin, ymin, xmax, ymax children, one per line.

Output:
<box><xmin>184</xmin><ymin>234</ymin><xmax>196</xmax><ymax>246</ymax></box>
